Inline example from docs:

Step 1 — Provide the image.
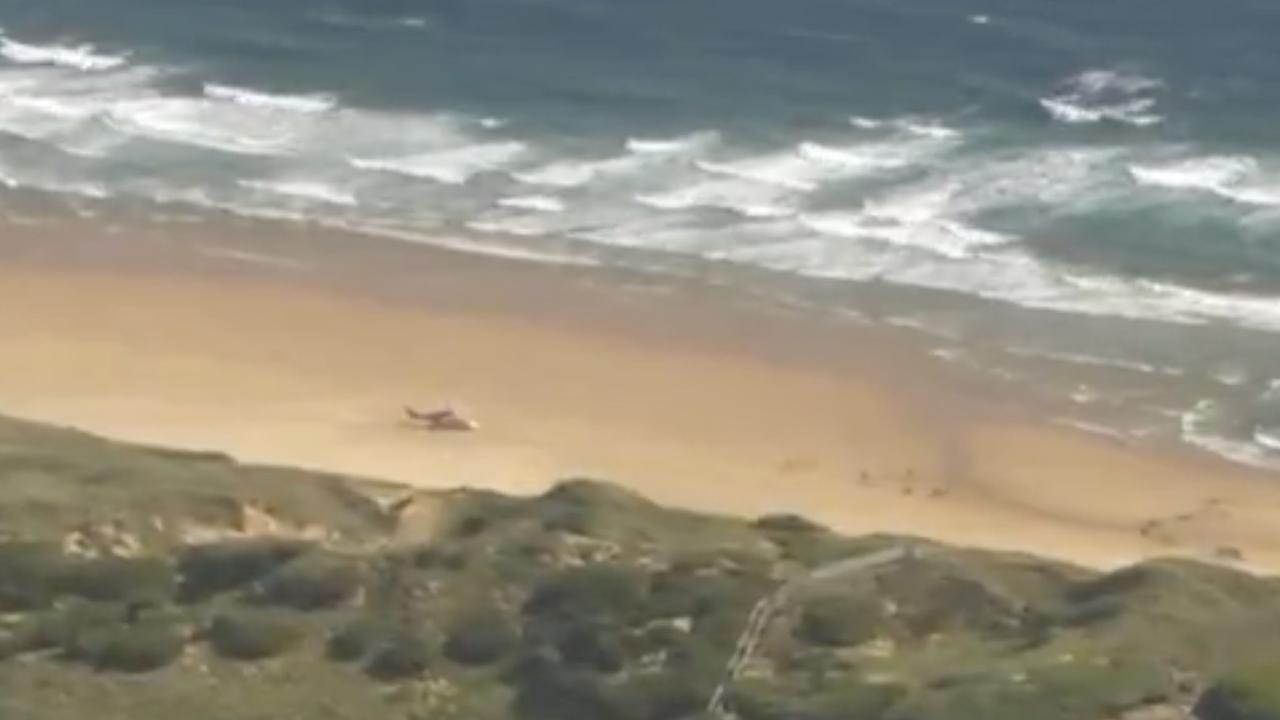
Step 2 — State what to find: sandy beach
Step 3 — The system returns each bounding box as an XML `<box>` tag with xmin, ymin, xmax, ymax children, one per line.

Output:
<box><xmin>3</xmin><ymin>212</ymin><xmax>1280</xmax><ymax>572</ymax></box>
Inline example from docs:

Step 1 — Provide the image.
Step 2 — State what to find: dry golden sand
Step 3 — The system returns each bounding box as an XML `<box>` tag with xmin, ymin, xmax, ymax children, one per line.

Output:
<box><xmin>3</xmin><ymin>216</ymin><xmax>1280</xmax><ymax>572</ymax></box>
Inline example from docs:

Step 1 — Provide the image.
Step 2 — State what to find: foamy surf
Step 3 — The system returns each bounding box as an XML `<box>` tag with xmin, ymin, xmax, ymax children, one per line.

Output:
<box><xmin>497</xmin><ymin>195</ymin><xmax>566</xmax><ymax>213</ymax></box>
<box><xmin>1039</xmin><ymin>97</ymin><xmax>1163</xmax><ymax>127</ymax></box>
<box><xmin>625</xmin><ymin>132</ymin><xmax>715</xmax><ymax>154</ymax></box>
<box><xmin>798</xmin><ymin>210</ymin><xmax>1011</xmax><ymax>260</ymax></box>
<box><xmin>204</xmin><ymin>84</ymin><xmax>337</xmax><ymax>114</ymax></box>
<box><xmin>0</xmin><ymin>36</ymin><xmax>127</xmax><ymax>71</ymax></box>
<box><xmin>895</xmin><ymin>119</ymin><xmax>962</xmax><ymax>140</ymax></box>
<box><xmin>350</xmin><ymin>142</ymin><xmax>527</xmax><ymax>184</ymax></box>
<box><xmin>636</xmin><ymin>179</ymin><xmax>797</xmax><ymax>219</ymax></box>
<box><xmin>1180</xmin><ymin>400</ymin><xmax>1280</xmax><ymax>470</ymax></box>
<box><xmin>104</xmin><ymin>98</ymin><xmax>299</xmax><ymax>156</ymax></box>
<box><xmin>240</xmin><ymin>179</ymin><xmax>358</xmax><ymax>206</ymax></box>
<box><xmin>0</xmin><ymin>0</ymin><xmax>1278</xmax><ymax>479</ymax></box>
<box><xmin>1040</xmin><ymin>68</ymin><xmax>1165</xmax><ymax>127</ymax></box>
<box><xmin>1129</xmin><ymin>156</ymin><xmax>1280</xmax><ymax>207</ymax></box>
<box><xmin>511</xmin><ymin>152</ymin><xmax>656</xmax><ymax>188</ymax></box>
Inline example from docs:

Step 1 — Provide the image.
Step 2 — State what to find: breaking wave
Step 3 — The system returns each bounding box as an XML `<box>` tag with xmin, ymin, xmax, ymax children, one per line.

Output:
<box><xmin>1040</xmin><ymin>69</ymin><xmax>1165</xmax><ymax>127</ymax></box>
<box><xmin>350</xmin><ymin>142</ymin><xmax>527</xmax><ymax>184</ymax></box>
<box><xmin>0</xmin><ymin>35</ymin><xmax>127</xmax><ymax>71</ymax></box>
<box><xmin>203</xmin><ymin>83</ymin><xmax>337</xmax><ymax>114</ymax></box>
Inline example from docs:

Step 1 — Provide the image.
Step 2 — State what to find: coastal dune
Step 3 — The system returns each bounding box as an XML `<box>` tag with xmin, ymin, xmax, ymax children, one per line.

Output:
<box><xmin>3</xmin><ymin>215</ymin><xmax>1280</xmax><ymax>572</ymax></box>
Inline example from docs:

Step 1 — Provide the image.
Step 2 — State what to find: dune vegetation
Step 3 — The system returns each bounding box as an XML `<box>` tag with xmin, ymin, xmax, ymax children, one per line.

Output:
<box><xmin>0</xmin><ymin>415</ymin><xmax>1275</xmax><ymax>720</ymax></box>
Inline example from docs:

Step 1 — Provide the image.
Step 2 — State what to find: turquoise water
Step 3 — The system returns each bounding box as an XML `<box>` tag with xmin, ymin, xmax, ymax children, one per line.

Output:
<box><xmin>1</xmin><ymin>0</ymin><xmax>1280</xmax><ymax>466</ymax></box>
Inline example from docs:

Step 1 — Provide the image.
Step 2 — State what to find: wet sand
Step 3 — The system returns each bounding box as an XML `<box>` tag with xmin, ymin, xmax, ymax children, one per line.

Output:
<box><xmin>3</xmin><ymin>212</ymin><xmax>1280</xmax><ymax>572</ymax></box>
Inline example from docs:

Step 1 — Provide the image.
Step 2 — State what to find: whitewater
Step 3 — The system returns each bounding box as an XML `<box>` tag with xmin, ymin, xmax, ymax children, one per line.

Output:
<box><xmin>1</xmin><ymin>0</ymin><xmax>1280</xmax><ymax>469</ymax></box>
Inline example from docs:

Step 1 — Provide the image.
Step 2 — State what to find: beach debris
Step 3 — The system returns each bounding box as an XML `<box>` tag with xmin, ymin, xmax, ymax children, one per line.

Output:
<box><xmin>404</xmin><ymin>404</ymin><xmax>480</xmax><ymax>432</ymax></box>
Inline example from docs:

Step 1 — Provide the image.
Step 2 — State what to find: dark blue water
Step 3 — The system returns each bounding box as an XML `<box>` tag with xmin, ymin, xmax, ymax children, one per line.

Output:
<box><xmin>1</xmin><ymin>0</ymin><xmax>1280</xmax><ymax>466</ymax></box>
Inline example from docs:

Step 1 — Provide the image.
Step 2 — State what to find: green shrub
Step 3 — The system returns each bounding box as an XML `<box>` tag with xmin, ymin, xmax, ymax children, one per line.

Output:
<box><xmin>557</xmin><ymin>623</ymin><xmax>626</xmax><ymax>673</ymax></box>
<box><xmin>69</xmin><ymin>618</ymin><xmax>185</xmax><ymax>673</ymax></box>
<box><xmin>796</xmin><ymin>593</ymin><xmax>879</xmax><ymax>647</ymax></box>
<box><xmin>178</xmin><ymin>539</ymin><xmax>312</xmax><ymax>602</ymax></box>
<box><xmin>444</xmin><ymin>606</ymin><xmax>520</xmax><ymax>666</ymax></box>
<box><xmin>875</xmin><ymin>564</ymin><xmax>1026</xmax><ymax>640</ymax></box>
<box><xmin>1197</xmin><ymin>661</ymin><xmax>1280</xmax><ymax>720</ymax></box>
<box><xmin>250</xmin><ymin>553</ymin><xmax>362</xmax><ymax>610</ymax></box>
<box><xmin>366</xmin><ymin>634</ymin><xmax>432</xmax><ymax>681</ymax></box>
<box><xmin>524</xmin><ymin>563</ymin><xmax>648</xmax><ymax>624</ymax></box>
<box><xmin>1066</xmin><ymin>566</ymin><xmax>1151</xmax><ymax>604</ymax></box>
<box><xmin>753</xmin><ymin>515</ymin><xmax>826</xmax><ymax>534</ymax></box>
<box><xmin>207</xmin><ymin>609</ymin><xmax>302</xmax><ymax>660</ymax></box>
<box><xmin>327</xmin><ymin>618</ymin><xmax>387</xmax><ymax>663</ymax></box>
<box><xmin>511</xmin><ymin>660</ymin><xmax>618</xmax><ymax>720</ymax></box>
<box><xmin>649</xmin><ymin>564</ymin><xmax>761</xmax><ymax>619</ymax></box>
<box><xmin>534</xmin><ymin>481</ymin><xmax>620</xmax><ymax>537</ymax></box>
<box><xmin>608</xmin><ymin>670</ymin><xmax>710</xmax><ymax>720</ymax></box>
<box><xmin>30</xmin><ymin>601</ymin><xmax>124</xmax><ymax>652</ymax></box>
<box><xmin>1</xmin><ymin>613</ymin><xmax>70</xmax><ymax>655</ymax></box>
<box><xmin>0</xmin><ymin>543</ymin><xmax>64</xmax><ymax>611</ymax></box>
<box><xmin>57</xmin><ymin>556</ymin><xmax>176</xmax><ymax>605</ymax></box>
<box><xmin>752</xmin><ymin>519</ymin><xmax>853</xmax><ymax>567</ymax></box>
<box><xmin>731</xmin><ymin>679</ymin><xmax>904</xmax><ymax>720</ymax></box>
<box><xmin>522</xmin><ymin>564</ymin><xmax>646</xmax><ymax>675</ymax></box>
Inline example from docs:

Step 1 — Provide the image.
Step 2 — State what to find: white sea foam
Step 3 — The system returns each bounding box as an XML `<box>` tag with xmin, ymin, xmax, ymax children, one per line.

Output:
<box><xmin>796</xmin><ymin>141</ymin><xmax>912</xmax><ymax>173</ymax></box>
<box><xmin>0</xmin><ymin>36</ymin><xmax>127</xmax><ymax>71</ymax></box>
<box><xmin>1072</xmin><ymin>69</ymin><xmax>1164</xmax><ymax>96</ymax></box>
<box><xmin>799</xmin><ymin>210</ymin><xmax>1010</xmax><ymax>260</ymax></box>
<box><xmin>633</xmin><ymin>138</ymin><xmax>927</xmax><ymax>218</ymax></box>
<box><xmin>930</xmin><ymin>347</ymin><xmax>964</xmax><ymax>362</ymax></box>
<box><xmin>1055</xmin><ymin>418</ymin><xmax>1131</xmax><ymax>442</ymax></box>
<box><xmin>496</xmin><ymin>194</ymin><xmax>565</xmax><ymax>213</ymax></box>
<box><xmin>6</xmin><ymin>93</ymin><xmax>100</xmax><ymax>119</ymax></box>
<box><xmin>1039</xmin><ymin>96</ymin><xmax>1163</xmax><ymax>127</ymax></box>
<box><xmin>198</xmin><ymin>246</ymin><xmax>309</xmax><ymax>271</ymax></box>
<box><xmin>204</xmin><ymin>83</ymin><xmax>337</xmax><ymax>114</ymax></box>
<box><xmin>240</xmin><ymin>179</ymin><xmax>357</xmax><ymax>206</ymax></box>
<box><xmin>636</xmin><ymin>179</ymin><xmax>796</xmax><ymax>219</ymax></box>
<box><xmin>696</xmin><ymin>157</ymin><xmax>819</xmax><ymax>192</ymax></box>
<box><xmin>1223</xmin><ymin>185</ymin><xmax>1280</xmax><ymax>207</ymax></box>
<box><xmin>512</xmin><ymin>154</ymin><xmax>652</xmax><ymax>188</ymax></box>
<box><xmin>1004</xmin><ymin>345</ymin><xmax>1181</xmax><ymax>376</ymax></box>
<box><xmin>351</xmin><ymin>141</ymin><xmax>526</xmax><ymax>184</ymax></box>
<box><xmin>512</xmin><ymin>161</ymin><xmax>597</xmax><ymax>188</ymax></box>
<box><xmin>894</xmin><ymin>119</ymin><xmax>961</xmax><ymax>139</ymax></box>
<box><xmin>625</xmin><ymin>132</ymin><xmax>714</xmax><ymax>154</ymax></box>
<box><xmin>1129</xmin><ymin>155</ymin><xmax>1280</xmax><ymax>207</ymax></box>
<box><xmin>1129</xmin><ymin>156</ymin><xmax>1254</xmax><ymax>191</ymax></box>
<box><xmin>694</xmin><ymin>137</ymin><xmax>930</xmax><ymax>196</ymax></box>
<box><xmin>1180</xmin><ymin>400</ymin><xmax>1280</xmax><ymax>469</ymax></box>
<box><xmin>1256</xmin><ymin>428</ymin><xmax>1280</xmax><ymax>452</ymax></box>
<box><xmin>1070</xmin><ymin>385</ymin><xmax>1100</xmax><ymax>404</ymax></box>
<box><xmin>465</xmin><ymin>217</ymin><xmax>555</xmax><ymax>237</ymax></box>
<box><xmin>105</xmin><ymin>97</ymin><xmax>298</xmax><ymax>155</ymax></box>
<box><xmin>1211</xmin><ymin>366</ymin><xmax>1250</xmax><ymax>387</ymax></box>
<box><xmin>1041</xmin><ymin>68</ymin><xmax>1165</xmax><ymax>127</ymax></box>
<box><xmin>848</xmin><ymin>116</ymin><xmax>884</xmax><ymax>129</ymax></box>
<box><xmin>848</xmin><ymin>114</ymin><xmax>962</xmax><ymax>139</ymax></box>
<box><xmin>968</xmin><ymin>14</ymin><xmax>992</xmax><ymax>25</ymax></box>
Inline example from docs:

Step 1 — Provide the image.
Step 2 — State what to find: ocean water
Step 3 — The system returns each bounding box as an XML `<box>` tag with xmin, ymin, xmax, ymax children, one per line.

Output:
<box><xmin>2</xmin><ymin>0</ymin><xmax>1280</xmax><ymax>468</ymax></box>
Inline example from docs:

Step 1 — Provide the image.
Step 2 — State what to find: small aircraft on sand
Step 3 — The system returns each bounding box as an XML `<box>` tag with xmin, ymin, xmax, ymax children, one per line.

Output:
<box><xmin>403</xmin><ymin>404</ymin><xmax>480</xmax><ymax>432</ymax></box>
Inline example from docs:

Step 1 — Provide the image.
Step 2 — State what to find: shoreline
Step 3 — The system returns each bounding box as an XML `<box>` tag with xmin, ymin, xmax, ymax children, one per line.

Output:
<box><xmin>3</xmin><ymin>211</ymin><xmax>1280</xmax><ymax>572</ymax></box>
